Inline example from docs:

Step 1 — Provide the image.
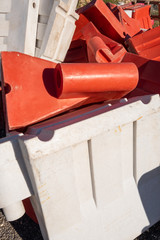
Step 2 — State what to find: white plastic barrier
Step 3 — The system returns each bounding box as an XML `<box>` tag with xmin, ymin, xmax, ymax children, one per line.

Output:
<box><xmin>1</xmin><ymin>0</ymin><xmax>39</xmax><ymax>56</ymax></box>
<box><xmin>0</xmin><ymin>0</ymin><xmax>78</xmax><ymax>62</ymax></box>
<box><xmin>35</xmin><ymin>0</ymin><xmax>79</xmax><ymax>62</ymax></box>
<box><xmin>17</xmin><ymin>94</ymin><xmax>160</xmax><ymax>240</ymax></box>
<box><xmin>0</xmin><ymin>132</ymin><xmax>32</xmax><ymax>221</ymax></box>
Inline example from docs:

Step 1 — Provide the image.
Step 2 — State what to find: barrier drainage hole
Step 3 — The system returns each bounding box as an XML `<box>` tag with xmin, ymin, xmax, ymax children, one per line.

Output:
<box><xmin>33</xmin><ymin>2</ymin><xmax>36</xmax><ymax>8</ymax></box>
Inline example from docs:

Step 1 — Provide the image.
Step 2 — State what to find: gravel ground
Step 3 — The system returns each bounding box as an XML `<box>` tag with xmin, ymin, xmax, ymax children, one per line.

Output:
<box><xmin>1</xmin><ymin>209</ymin><xmax>160</xmax><ymax>240</ymax></box>
<box><xmin>0</xmin><ymin>210</ymin><xmax>43</xmax><ymax>240</ymax></box>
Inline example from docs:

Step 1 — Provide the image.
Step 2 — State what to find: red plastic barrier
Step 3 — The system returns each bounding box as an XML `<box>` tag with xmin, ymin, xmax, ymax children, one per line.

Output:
<box><xmin>72</xmin><ymin>14</ymin><xmax>89</xmax><ymax>41</ymax></box>
<box><xmin>1</xmin><ymin>52</ymin><xmax>138</xmax><ymax>130</ymax></box>
<box><xmin>77</xmin><ymin>0</ymin><xmax>125</xmax><ymax>42</ymax></box>
<box><xmin>80</xmin><ymin>22</ymin><xmax>126</xmax><ymax>63</ymax></box>
<box><xmin>87</xmin><ymin>36</ymin><xmax>114</xmax><ymax>63</ymax></box>
<box><xmin>106</xmin><ymin>2</ymin><xmax>119</xmax><ymax>12</ymax></box>
<box><xmin>122</xmin><ymin>52</ymin><xmax>160</xmax><ymax>94</ymax></box>
<box><xmin>66</xmin><ymin>22</ymin><xmax>126</xmax><ymax>64</ymax></box>
<box><xmin>125</xmin><ymin>26</ymin><xmax>160</xmax><ymax>61</ymax></box>
<box><xmin>64</xmin><ymin>39</ymin><xmax>88</xmax><ymax>63</ymax></box>
<box><xmin>87</xmin><ymin>36</ymin><xmax>124</xmax><ymax>63</ymax></box>
<box><xmin>114</xmin><ymin>6</ymin><xmax>141</xmax><ymax>38</ymax></box>
<box><xmin>123</xmin><ymin>4</ymin><xmax>152</xmax><ymax>30</ymax></box>
<box><xmin>54</xmin><ymin>62</ymin><xmax>139</xmax><ymax>98</ymax></box>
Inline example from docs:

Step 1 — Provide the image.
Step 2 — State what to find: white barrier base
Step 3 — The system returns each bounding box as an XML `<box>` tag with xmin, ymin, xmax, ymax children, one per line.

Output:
<box><xmin>17</xmin><ymin>94</ymin><xmax>160</xmax><ymax>240</ymax></box>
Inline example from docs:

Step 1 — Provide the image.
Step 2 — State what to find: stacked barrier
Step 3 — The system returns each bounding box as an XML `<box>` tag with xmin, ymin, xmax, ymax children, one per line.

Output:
<box><xmin>1</xmin><ymin>0</ymin><xmax>160</xmax><ymax>239</ymax></box>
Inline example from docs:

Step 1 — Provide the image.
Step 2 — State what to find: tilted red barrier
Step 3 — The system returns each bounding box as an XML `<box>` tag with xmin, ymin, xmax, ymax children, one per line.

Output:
<box><xmin>125</xmin><ymin>26</ymin><xmax>160</xmax><ymax>61</ymax></box>
<box><xmin>77</xmin><ymin>0</ymin><xmax>125</xmax><ymax>42</ymax></box>
<box><xmin>122</xmin><ymin>52</ymin><xmax>160</xmax><ymax>94</ymax></box>
<box><xmin>1</xmin><ymin>52</ymin><xmax>138</xmax><ymax>130</ymax></box>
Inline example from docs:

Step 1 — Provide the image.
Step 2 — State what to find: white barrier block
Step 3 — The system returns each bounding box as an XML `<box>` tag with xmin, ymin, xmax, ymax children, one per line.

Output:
<box><xmin>0</xmin><ymin>0</ymin><xmax>78</xmax><ymax>62</ymax></box>
<box><xmin>0</xmin><ymin>0</ymin><xmax>12</xmax><ymax>13</ymax></box>
<box><xmin>0</xmin><ymin>14</ymin><xmax>9</xmax><ymax>36</ymax></box>
<box><xmin>3</xmin><ymin>201</ymin><xmax>25</xmax><ymax>221</ymax></box>
<box><xmin>0</xmin><ymin>37</ymin><xmax>7</xmax><ymax>51</ymax></box>
<box><xmin>2</xmin><ymin>0</ymin><xmax>39</xmax><ymax>55</ymax></box>
<box><xmin>134</xmin><ymin>111</ymin><xmax>160</xmax><ymax>182</ymax></box>
<box><xmin>19</xmin><ymin>95</ymin><xmax>160</xmax><ymax>240</ymax></box>
<box><xmin>0</xmin><ymin>1</ymin><xmax>10</xmax><ymax>52</ymax></box>
<box><xmin>36</xmin><ymin>0</ymin><xmax>79</xmax><ymax>62</ymax></box>
<box><xmin>90</xmin><ymin>124</ymin><xmax>148</xmax><ymax>240</ymax></box>
<box><xmin>134</xmin><ymin>111</ymin><xmax>160</xmax><ymax>226</ymax></box>
<box><xmin>0</xmin><ymin>132</ymin><xmax>32</xmax><ymax>209</ymax></box>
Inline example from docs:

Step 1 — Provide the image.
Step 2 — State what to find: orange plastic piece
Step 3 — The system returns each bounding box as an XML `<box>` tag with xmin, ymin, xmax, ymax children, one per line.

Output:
<box><xmin>54</xmin><ymin>62</ymin><xmax>138</xmax><ymax>98</ymax></box>
<box><xmin>114</xmin><ymin>6</ymin><xmax>141</xmax><ymax>38</ymax></box>
<box><xmin>77</xmin><ymin>0</ymin><xmax>125</xmax><ymax>42</ymax></box>
<box><xmin>125</xmin><ymin>26</ymin><xmax>160</xmax><ymax>61</ymax></box>
<box><xmin>72</xmin><ymin>14</ymin><xmax>90</xmax><ymax>41</ymax></box>
<box><xmin>1</xmin><ymin>52</ymin><xmax>121</xmax><ymax>130</ymax></box>
<box><xmin>124</xmin><ymin>4</ymin><xmax>152</xmax><ymax>30</ymax></box>
<box><xmin>64</xmin><ymin>39</ymin><xmax>88</xmax><ymax>63</ymax></box>
<box><xmin>87</xmin><ymin>36</ymin><xmax>125</xmax><ymax>63</ymax></box>
<box><xmin>1</xmin><ymin>52</ymin><xmax>138</xmax><ymax>130</ymax></box>
<box><xmin>122</xmin><ymin>52</ymin><xmax>160</xmax><ymax>94</ymax></box>
<box><xmin>80</xmin><ymin>22</ymin><xmax>126</xmax><ymax>63</ymax></box>
<box><xmin>87</xmin><ymin>36</ymin><xmax>115</xmax><ymax>63</ymax></box>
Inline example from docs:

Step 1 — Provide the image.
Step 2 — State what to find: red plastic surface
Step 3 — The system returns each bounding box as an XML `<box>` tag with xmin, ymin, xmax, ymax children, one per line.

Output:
<box><xmin>77</xmin><ymin>0</ymin><xmax>125</xmax><ymax>42</ymax></box>
<box><xmin>65</xmin><ymin>22</ymin><xmax>126</xmax><ymax>64</ymax></box>
<box><xmin>73</xmin><ymin>14</ymin><xmax>90</xmax><ymax>41</ymax></box>
<box><xmin>125</xmin><ymin>26</ymin><xmax>160</xmax><ymax>60</ymax></box>
<box><xmin>1</xmin><ymin>52</ymin><xmax>138</xmax><ymax>130</ymax></box>
<box><xmin>2</xmin><ymin>52</ymin><xmax>122</xmax><ymax>130</ymax></box>
<box><xmin>122</xmin><ymin>52</ymin><xmax>160</xmax><ymax>94</ymax></box>
<box><xmin>115</xmin><ymin>6</ymin><xmax>141</xmax><ymax>38</ymax></box>
<box><xmin>64</xmin><ymin>39</ymin><xmax>88</xmax><ymax>63</ymax></box>
<box><xmin>126</xmin><ymin>4</ymin><xmax>152</xmax><ymax>30</ymax></box>
<box><xmin>87</xmin><ymin>36</ymin><xmax>115</xmax><ymax>63</ymax></box>
<box><xmin>54</xmin><ymin>62</ymin><xmax>138</xmax><ymax>98</ymax></box>
<box><xmin>87</xmin><ymin>36</ymin><xmax>125</xmax><ymax>63</ymax></box>
<box><xmin>82</xmin><ymin>22</ymin><xmax>126</xmax><ymax>63</ymax></box>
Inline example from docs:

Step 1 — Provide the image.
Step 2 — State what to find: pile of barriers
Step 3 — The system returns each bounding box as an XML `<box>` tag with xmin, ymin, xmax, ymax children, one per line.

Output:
<box><xmin>1</xmin><ymin>0</ymin><xmax>160</xmax><ymax>240</ymax></box>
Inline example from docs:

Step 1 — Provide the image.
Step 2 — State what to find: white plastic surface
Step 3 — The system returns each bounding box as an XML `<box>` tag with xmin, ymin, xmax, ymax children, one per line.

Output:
<box><xmin>124</xmin><ymin>9</ymin><xmax>133</xmax><ymax>18</ymax></box>
<box><xmin>35</xmin><ymin>0</ymin><xmax>79</xmax><ymax>62</ymax></box>
<box><xmin>3</xmin><ymin>201</ymin><xmax>25</xmax><ymax>221</ymax></box>
<box><xmin>18</xmin><ymin>94</ymin><xmax>160</xmax><ymax>240</ymax></box>
<box><xmin>0</xmin><ymin>0</ymin><xmax>39</xmax><ymax>55</ymax></box>
<box><xmin>0</xmin><ymin>132</ymin><xmax>32</xmax><ymax>210</ymax></box>
<box><xmin>0</xmin><ymin>0</ymin><xmax>78</xmax><ymax>62</ymax></box>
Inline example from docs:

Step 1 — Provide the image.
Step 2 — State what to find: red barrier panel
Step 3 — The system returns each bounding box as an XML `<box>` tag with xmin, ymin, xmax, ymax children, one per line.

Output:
<box><xmin>115</xmin><ymin>6</ymin><xmax>141</xmax><ymax>38</ymax></box>
<box><xmin>125</xmin><ymin>4</ymin><xmax>152</xmax><ymax>30</ymax></box>
<box><xmin>125</xmin><ymin>26</ymin><xmax>160</xmax><ymax>61</ymax></box>
<box><xmin>66</xmin><ymin>22</ymin><xmax>126</xmax><ymax>63</ymax></box>
<box><xmin>87</xmin><ymin>36</ymin><xmax>114</xmax><ymax>63</ymax></box>
<box><xmin>122</xmin><ymin>52</ymin><xmax>160</xmax><ymax>94</ymax></box>
<box><xmin>87</xmin><ymin>36</ymin><xmax>125</xmax><ymax>63</ymax></box>
<box><xmin>80</xmin><ymin>22</ymin><xmax>126</xmax><ymax>63</ymax></box>
<box><xmin>1</xmin><ymin>52</ymin><xmax>138</xmax><ymax>130</ymax></box>
<box><xmin>54</xmin><ymin>62</ymin><xmax>138</xmax><ymax>98</ymax></box>
<box><xmin>64</xmin><ymin>39</ymin><xmax>88</xmax><ymax>63</ymax></box>
<box><xmin>72</xmin><ymin>14</ymin><xmax>90</xmax><ymax>41</ymax></box>
<box><xmin>77</xmin><ymin>0</ymin><xmax>125</xmax><ymax>42</ymax></box>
